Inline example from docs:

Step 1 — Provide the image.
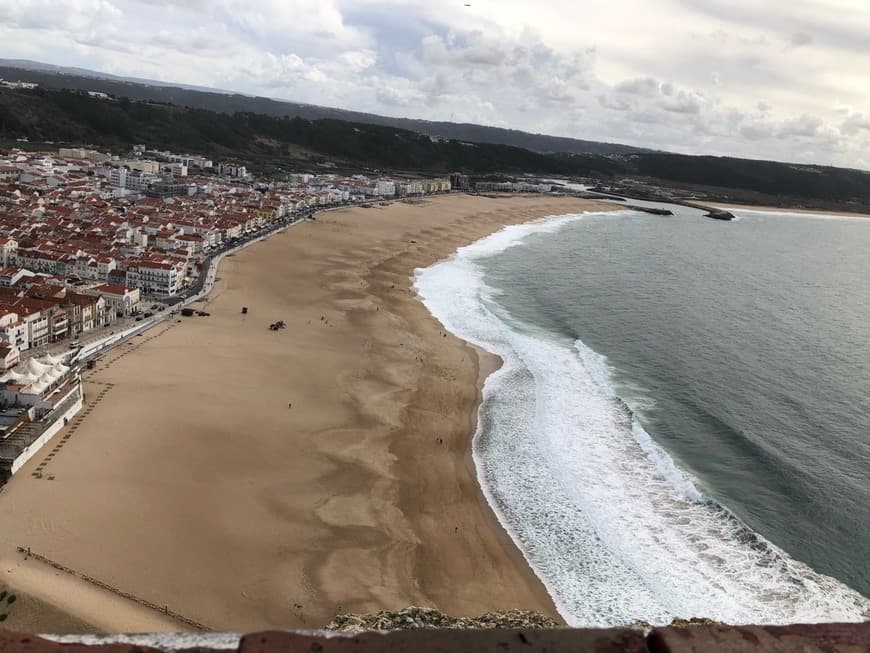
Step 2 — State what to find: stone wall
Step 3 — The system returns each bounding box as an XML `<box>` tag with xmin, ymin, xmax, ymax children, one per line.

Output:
<box><xmin>2</xmin><ymin>622</ymin><xmax>868</xmax><ymax>653</ymax></box>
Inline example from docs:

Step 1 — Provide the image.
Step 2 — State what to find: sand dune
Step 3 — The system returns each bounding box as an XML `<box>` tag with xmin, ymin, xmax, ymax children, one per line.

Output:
<box><xmin>0</xmin><ymin>194</ymin><xmax>612</xmax><ymax>632</ymax></box>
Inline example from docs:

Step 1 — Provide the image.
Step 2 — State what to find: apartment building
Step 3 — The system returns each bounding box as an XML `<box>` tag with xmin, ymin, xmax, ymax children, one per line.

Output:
<box><xmin>83</xmin><ymin>284</ymin><xmax>141</xmax><ymax>318</ymax></box>
<box><xmin>130</xmin><ymin>261</ymin><xmax>183</xmax><ymax>297</ymax></box>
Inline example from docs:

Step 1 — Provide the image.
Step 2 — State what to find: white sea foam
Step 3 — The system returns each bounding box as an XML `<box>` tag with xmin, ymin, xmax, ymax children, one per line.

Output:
<box><xmin>413</xmin><ymin>211</ymin><xmax>870</xmax><ymax>627</ymax></box>
<box><xmin>721</xmin><ymin>208</ymin><xmax>869</xmax><ymax>221</ymax></box>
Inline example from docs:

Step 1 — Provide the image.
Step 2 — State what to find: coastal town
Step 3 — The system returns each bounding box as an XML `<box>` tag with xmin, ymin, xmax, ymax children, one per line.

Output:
<box><xmin>0</xmin><ymin>144</ymin><xmax>557</xmax><ymax>484</ymax></box>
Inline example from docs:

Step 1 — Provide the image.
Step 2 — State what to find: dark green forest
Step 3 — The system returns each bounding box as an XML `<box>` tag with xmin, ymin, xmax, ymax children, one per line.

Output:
<box><xmin>2</xmin><ymin>87</ymin><xmax>869</xmax><ymax>207</ymax></box>
<box><xmin>629</xmin><ymin>154</ymin><xmax>870</xmax><ymax>203</ymax></box>
<box><xmin>0</xmin><ymin>87</ymin><xmax>620</xmax><ymax>176</ymax></box>
<box><xmin>0</xmin><ymin>64</ymin><xmax>652</xmax><ymax>156</ymax></box>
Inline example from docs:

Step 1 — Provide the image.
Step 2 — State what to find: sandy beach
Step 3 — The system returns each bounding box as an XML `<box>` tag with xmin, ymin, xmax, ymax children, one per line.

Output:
<box><xmin>712</xmin><ymin>202</ymin><xmax>870</xmax><ymax>219</ymax></box>
<box><xmin>0</xmin><ymin>194</ymin><xmax>612</xmax><ymax>633</ymax></box>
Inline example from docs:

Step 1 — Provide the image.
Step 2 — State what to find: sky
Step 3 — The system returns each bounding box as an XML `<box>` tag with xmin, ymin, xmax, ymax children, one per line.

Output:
<box><xmin>2</xmin><ymin>0</ymin><xmax>870</xmax><ymax>169</ymax></box>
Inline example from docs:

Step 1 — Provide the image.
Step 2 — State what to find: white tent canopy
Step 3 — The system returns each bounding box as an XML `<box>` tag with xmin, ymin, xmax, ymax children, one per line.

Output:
<box><xmin>3</xmin><ymin>354</ymin><xmax>74</xmax><ymax>397</ymax></box>
<box><xmin>23</xmin><ymin>380</ymin><xmax>48</xmax><ymax>396</ymax></box>
<box><xmin>24</xmin><ymin>358</ymin><xmax>51</xmax><ymax>376</ymax></box>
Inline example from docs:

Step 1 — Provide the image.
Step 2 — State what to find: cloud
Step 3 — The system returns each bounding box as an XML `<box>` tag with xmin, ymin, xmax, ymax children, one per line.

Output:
<box><xmin>841</xmin><ymin>111</ymin><xmax>870</xmax><ymax>135</ymax></box>
<box><xmin>789</xmin><ymin>32</ymin><xmax>813</xmax><ymax>48</ymax></box>
<box><xmin>778</xmin><ymin>114</ymin><xmax>823</xmax><ymax>138</ymax></box>
<box><xmin>0</xmin><ymin>0</ymin><xmax>868</xmax><ymax>168</ymax></box>
<box><xmin>680</xmin><ymin>0</ymin><xmax>870</xmax><ymax>54</ymax></box>
<box><xmin>0</xmin><ymin>0</ymin><xmax>122</xmax><ymax>31</ymax></box>
<box><xmin>598</xmin><ymin>94</ymin><xmax>634</xmax><ymax>111</ymax></box>
<box><xmin>614</xmin><ymin>77</ymin><xmax>661</xmax><ymax>97</ymax></box>
<box><xmin>740</xmin><ymin>124</ymin><xmax>768</xmax><ymax>141</ymax></box>
<box><xmin>662</xmin><ymin>90</ymin><xmax>705</xmax><ymax>114</ymax></box>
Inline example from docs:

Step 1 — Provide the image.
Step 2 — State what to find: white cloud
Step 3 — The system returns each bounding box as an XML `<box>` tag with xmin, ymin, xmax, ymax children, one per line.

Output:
<box><xmin>614</xmin><ymin>77</ymin><xmax>661</xmax><ymax>97</ymax></box>
<box><xmin>0</xmin><ymin>0</ymin><xmax>122</xmax><ymax>31</ymax></box>
<box><xmin>778</xmin><ymin>114</ymin><xmax>823</xmax><ymax>138</ymax></box>
<box><xmin>789</xmin><ymin>32</ymin><xmax>813</xmax><ymax>48</ymax></box>
<box><xmin>0</xmin><ymin>0</ymin><xmax>868</xmax><ymax>168</ymax></box>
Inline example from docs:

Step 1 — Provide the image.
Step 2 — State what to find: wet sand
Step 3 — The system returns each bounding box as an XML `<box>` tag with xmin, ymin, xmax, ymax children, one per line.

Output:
<box><xmin>0</xmin><ymin>194</ymin><xmax>612</xmax><ymax>632</ymax></box>
<box><xmin>712</xmin><ymin>202</ymin><xmax>870</xmax><ymax>218</ymax></box>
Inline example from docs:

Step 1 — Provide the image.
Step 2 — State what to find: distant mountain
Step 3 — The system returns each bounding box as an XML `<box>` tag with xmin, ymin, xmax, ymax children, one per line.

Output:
<box><xmin>0</xmin><ymin>59</ymin><xmax>233</xmax><ymax>95</ymax></box>
<box><xmin>0</xmin><ymin>59</ymin><xmax>654</xmax><ymax>157</ymax></box>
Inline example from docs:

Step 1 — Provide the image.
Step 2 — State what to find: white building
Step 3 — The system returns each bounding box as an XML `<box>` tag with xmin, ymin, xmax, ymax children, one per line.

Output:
<box><xmin>376</xmin><ymin>180</ymin><xmax>396</xmax><ymax>196</ymax></box>
<box><xmin>132</xmin><ymin>261</ymin><xmax>184</xmax><ymax>297</ymax></box>
<box><xmin>0</xmin><ymin>310</ymin><xmax>27</xmax><ymax>353</ymax></box>
<box><xmin>83</xmin><ymin>284</ymin><xmax>141</xmax><ymax>318</ymax></box>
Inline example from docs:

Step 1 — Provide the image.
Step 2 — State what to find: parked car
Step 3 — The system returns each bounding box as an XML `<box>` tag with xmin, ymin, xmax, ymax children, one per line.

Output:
<box><xmin>69</xmin><ymin>341</ymin><xmax>80</xmax><ymax>349</ymax></box>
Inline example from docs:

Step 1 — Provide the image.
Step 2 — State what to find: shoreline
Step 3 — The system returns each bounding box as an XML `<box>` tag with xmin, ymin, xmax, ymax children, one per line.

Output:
<box><xmin>712</xmin><ymin>202</ymin><xmax>870</xmax><ymax>219</ymax></box>
<box><xmin>0</xmin><ymin>194</ymin><xmax>614</xmax><ymax>633</ymax></box>
<box><xmin>413</xmin><ymin>207</ymin><xmax>870</xmax><ymax>626</ymax></box>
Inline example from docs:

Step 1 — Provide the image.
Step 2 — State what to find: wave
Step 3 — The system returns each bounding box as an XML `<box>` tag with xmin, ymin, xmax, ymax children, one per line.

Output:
<box><xmin>413</xmin><ymin>211</ymin><xmax>870</xmax><ymax>627</ymax></box>
<box><xmin>723</xmin><ymin>208</ymin><xmax>867</xmax><ymax>221</ymax></box>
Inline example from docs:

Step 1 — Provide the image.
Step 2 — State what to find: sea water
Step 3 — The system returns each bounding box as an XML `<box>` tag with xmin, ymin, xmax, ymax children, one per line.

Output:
<box><xmin>414</xmin><ymin>206</ymin><xmax>870</xmax><ymax>626</ymax></box>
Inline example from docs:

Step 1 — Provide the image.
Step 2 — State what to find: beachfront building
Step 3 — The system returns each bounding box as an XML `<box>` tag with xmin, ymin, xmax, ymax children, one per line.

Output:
<box><xmin>10</xmin><ymin>295</ymin><xmax>72</xmax><ymax>346</ymax></box>
<box><xmin>376</xmin><ymin>180</ymin><xmax>396</xmax><ymax>197</ymax></box>
<box><xmin>130</xmin><ymin>260</ymin><xmax>184</xmax><ymax>297</ymax></box>
<box><xmin>474</xmin><ymin>181</ymin><xmax>514</xmax><ymax>192</ymax></box>
<box><xmin>0</xmin><ymin>354</ymin><xmax>83</xmax><ymax>484</ymax></box>
<box><xmin>82</xmin><ymin>284</ymin><xmax>141</xmax><ymax>318</ymax></box>
<box><xmin>65</xmin><ymin>292</ymin><xmax>107</xmax><ymax>334</ymax></box>
<box><xmin>422</xmin><ymin>179</ymin><xmax>452</xmax><ymax>194</ymax></box>
<box><xmin>449</xmin><ymin>173</ymin><xmax>470</xmax><ymax>190</ymax></box>
<box><xmin>14</xmin><ymin>303</ymin><xmax>50</xmax><ymax>349</ymax></box>
<box><xmin>395</xmin><ymin>180</ymin><xmax>424</xmax><ymax>197</ymax></box>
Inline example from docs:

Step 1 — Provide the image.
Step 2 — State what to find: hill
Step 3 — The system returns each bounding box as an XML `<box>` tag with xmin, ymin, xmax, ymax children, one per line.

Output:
<box><xmin>0</xmin><ymin>86</ymin><xmax>622</xmax><ymax>177</ymax></box>
<box><xmin>1</xmin><ymin>85</ymin><xmax>869</xmax><ymax>211</ymax></box>
<box><xmin>0</xmin><ymin>60</ymin><xmax>652</xmax><ymax>157</ymax></box>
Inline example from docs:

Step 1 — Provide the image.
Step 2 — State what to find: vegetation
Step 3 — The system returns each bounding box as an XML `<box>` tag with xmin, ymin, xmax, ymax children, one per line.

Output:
<box><xmin>629</xmin><ymin>153</ymin><xmax>870</xmax><ymax>203</ymax></box>
<box><xmin>0</xmin><ymin>63</ymin><xmax>652</xmax><ymax>156</ymax></box>
<box><xmin>0</xmin><ymin>87</ymin><xmax>621</xmax><ymax>176</ymax></box>
<box><xmin>1</xmin><ymin>86</ymin><xmax>869</xmax><ymax>207</ymax></box>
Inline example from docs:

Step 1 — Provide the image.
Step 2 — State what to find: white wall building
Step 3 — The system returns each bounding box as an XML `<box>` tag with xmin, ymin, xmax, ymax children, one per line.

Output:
<box><xmin>376</xmin><ymin>180</ymin><xmax>396</xmax><ymax>196</ymax></box>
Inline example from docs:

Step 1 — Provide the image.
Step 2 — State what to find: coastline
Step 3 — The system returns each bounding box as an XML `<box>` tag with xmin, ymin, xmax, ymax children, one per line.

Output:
<box><xmin>0</xmin><ymin>194</ymin><xmax>614</xmax><ymax>633</ymax></box>
<box><xmin>413</xmin><ymin>208</ymin><xmax>870</xmax><ymax>626</ymax></box>
<box><xmin>712</xmin><ymin>202</ymin><xmax>870</xmax><ymax>219</ymax></box>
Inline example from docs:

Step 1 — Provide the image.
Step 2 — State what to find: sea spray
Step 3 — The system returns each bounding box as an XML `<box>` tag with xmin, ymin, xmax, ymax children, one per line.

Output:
<box><xmin>414</xmin><ymin>211</ymin><xmax>870</xmax><ymax>627</ymax></box>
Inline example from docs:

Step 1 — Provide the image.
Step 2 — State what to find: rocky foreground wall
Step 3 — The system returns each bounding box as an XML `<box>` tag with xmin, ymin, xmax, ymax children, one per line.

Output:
<box><xmin>2</xmin><ymin>623</ymin><xmax>870</xmax><ymax>653</ymax></box>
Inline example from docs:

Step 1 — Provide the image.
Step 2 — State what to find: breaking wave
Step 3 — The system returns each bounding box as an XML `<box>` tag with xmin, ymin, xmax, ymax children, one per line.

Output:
<box><xmin>413</xmin><ymin>211</ymin><xmax>870</xmax><ymax>627</ymax></box>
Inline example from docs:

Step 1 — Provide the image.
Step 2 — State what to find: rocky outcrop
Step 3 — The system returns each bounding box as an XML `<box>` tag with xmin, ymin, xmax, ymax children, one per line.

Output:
<box><xmin>705</xmin><ymin>209</ymin><xmax>735</xmax><ymax>221</ymax></box>
<box><xmin>325</xmin><ymin>606</ymin><xmax>560</xmax><ymax>632</ymax></box>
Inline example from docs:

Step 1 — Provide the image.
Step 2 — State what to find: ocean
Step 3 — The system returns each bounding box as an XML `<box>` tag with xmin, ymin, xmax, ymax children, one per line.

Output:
<box><xmin>414</xmin><ymin>203</ymin><xmax>870</xmax><ymax>627</ymax></box>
